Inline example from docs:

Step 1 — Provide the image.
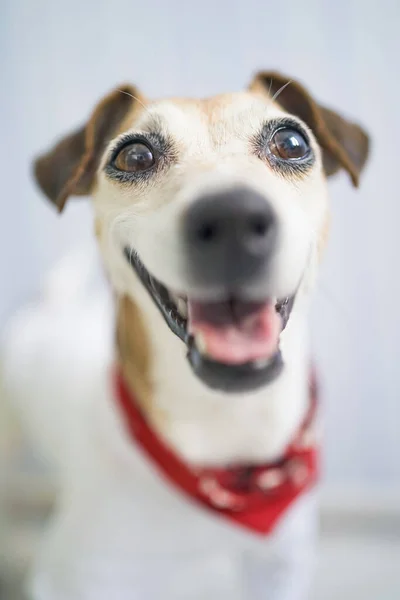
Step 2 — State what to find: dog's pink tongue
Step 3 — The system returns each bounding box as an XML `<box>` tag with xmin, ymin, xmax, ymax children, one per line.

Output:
<box><xmin>188</xmin><ymin>300</ymin><xmax>281</xmax><ymax>365</ymax></box>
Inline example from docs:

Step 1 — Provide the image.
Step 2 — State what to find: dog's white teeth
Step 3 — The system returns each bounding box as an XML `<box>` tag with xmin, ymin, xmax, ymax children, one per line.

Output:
<box><xmin>253</xmin><ymin>358</ymin><xmax>270</xmax><ymax>369</ymax></box>
<box><xmin>177</xmin><ymin>298</ymin><xmax>188</xmax><ymax>318</ymax></box>
<box><xmin>170</xmin><ymin>293</ymin><xmax>188</xmax><ymax>318</ymax></box>
<box><xmin>195</xmin><ymin>332</ymin><xmax>208</xmax><ymax>354</ymax></box>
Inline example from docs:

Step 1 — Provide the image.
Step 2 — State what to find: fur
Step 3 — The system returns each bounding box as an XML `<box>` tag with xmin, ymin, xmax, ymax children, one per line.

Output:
<box><xmin>3</xmin><ymin>71</ymin><xmax>369</xmax><ymax>599</ymax></box>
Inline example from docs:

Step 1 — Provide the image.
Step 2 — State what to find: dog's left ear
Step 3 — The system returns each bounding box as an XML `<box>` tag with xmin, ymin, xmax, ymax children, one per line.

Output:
<box><xmin>34</xmin><ymin>85</ymin><xmax>140</xmax><ymax>212</ymax></box>
<box><xmin>250</xmin><ymin>71</ymin><xmax>370</xmax><ymax>186</ymax></box>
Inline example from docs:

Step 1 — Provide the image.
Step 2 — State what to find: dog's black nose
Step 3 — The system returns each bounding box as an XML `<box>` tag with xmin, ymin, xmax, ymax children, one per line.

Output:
<box><xmin>184</xmin><ymin>187</ymin><xmax>278</xmax><ymax>288</ymax></box>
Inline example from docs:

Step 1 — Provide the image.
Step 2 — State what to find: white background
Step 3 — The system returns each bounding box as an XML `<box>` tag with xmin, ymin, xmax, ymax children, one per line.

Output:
<box><xmin>1</xmin><ymin>0</ymin><xmax>399</xmax><ymax>493</ymax></box>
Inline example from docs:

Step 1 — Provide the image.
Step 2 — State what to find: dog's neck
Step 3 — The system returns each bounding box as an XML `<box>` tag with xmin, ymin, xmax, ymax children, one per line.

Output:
<box><xmin>115</xmin><ymin>288</ymin><xmax>310</xmax><ymax>468</ymax></box>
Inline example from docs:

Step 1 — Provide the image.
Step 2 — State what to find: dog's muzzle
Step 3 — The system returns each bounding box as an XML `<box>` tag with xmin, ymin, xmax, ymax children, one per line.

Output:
<box><xmin>124</xmin><ymin>187</ymin><xmax>296</xmax><ymax>394</ymax></box>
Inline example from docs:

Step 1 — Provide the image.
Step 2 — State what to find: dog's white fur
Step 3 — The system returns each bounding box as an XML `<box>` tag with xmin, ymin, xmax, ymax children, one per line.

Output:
<box><xmin>3</xmin><ymin>79</ymin><xmax>366</xmax><ymax>599</ymax></box>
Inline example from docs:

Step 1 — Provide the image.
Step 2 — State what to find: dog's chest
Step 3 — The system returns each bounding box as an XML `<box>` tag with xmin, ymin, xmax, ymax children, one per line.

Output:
<box><xmin>28</xmin><ymin>366</ymin><xmax>317</xmax><ymax>600</ymax></box>
<box><xmin>54</xmin><ymin>384</ymin><xmax>312</xmax><ymax>540</ymax></box>
<box><xmin>155</xmin><ymin>379</ymin><xmax>307</xmax><ymax>466</ymax></box>
<box><xmin>59</xmin><ymin>390</ymin><xmax>271</xmax><ymax>554</ymax></box>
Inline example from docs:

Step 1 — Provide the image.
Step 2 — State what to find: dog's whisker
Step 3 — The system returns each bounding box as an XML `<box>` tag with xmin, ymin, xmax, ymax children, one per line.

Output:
<box><xmin>117</xmin><ymin>89</ymin><xmax>151</xmax><ymax>116</ymax></box>
<box><xmin>271</xmin><ymin>80</ymin><xmax>292</xmax><ymax>103</ymax></box>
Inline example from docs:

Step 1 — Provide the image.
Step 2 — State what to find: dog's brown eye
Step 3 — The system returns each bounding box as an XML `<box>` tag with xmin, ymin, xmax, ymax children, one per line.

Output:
<box><xmin>114</xmin><ymin>142</ymin><xmax>155</xmax><ymax>172</ymax></box>
<box><xmin>270</xmin><ymin>128</ymin><xmax>310</xmax><ymax>160</ymax></box>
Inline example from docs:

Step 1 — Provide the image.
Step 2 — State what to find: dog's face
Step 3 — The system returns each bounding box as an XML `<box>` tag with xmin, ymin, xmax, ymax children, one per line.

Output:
<box><xmin>35</xmin><ymin>72</ymin><xmax>369</xmax><ymax>393</ymax></box>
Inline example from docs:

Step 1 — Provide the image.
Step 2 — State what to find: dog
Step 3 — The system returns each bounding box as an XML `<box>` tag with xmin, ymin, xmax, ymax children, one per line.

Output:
<box><xmin>3</xmin><ymin>71</ymin><xmax>369</xmax><ymax>599</ymax></box>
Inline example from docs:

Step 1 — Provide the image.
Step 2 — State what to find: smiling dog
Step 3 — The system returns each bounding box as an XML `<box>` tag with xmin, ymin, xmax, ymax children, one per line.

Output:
<box><xmin>5</xmin><ymin>71</ymin><xmax>368</xmax><ymax>599</ymax></box>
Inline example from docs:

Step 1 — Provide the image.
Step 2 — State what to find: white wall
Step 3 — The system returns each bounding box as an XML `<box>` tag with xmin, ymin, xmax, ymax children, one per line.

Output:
<box><xmin>1</xmin><ymin>0</ymin><xmax>399</xmax><ymax>490</ymax></box>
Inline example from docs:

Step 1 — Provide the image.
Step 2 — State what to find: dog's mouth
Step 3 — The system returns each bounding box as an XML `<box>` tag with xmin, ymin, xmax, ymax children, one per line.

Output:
<box><xmin>124</xmin><ymin>248</ymin><xmax>295</xmax><ymax>393</ymax></box>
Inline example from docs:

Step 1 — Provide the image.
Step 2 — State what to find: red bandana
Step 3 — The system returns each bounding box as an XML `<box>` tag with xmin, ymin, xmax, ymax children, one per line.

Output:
<box><xmin>114</xmin><ymin>370</ymin><xmax>319</xmax><ymax>536</ymax></box>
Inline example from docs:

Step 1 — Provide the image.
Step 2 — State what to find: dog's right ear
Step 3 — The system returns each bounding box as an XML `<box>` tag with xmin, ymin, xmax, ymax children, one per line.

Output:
<box><xmin>34</xmin><ymin>85</ymin><xmax>141</xmax><ymax>212</ymax></box>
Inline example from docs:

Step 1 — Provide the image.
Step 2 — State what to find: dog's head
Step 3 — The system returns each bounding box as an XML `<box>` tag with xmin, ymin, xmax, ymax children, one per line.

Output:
<box><xmin>34</xmin><ymin>72</ymin><xmax>369</xmax><ymax>394</ymax></box>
